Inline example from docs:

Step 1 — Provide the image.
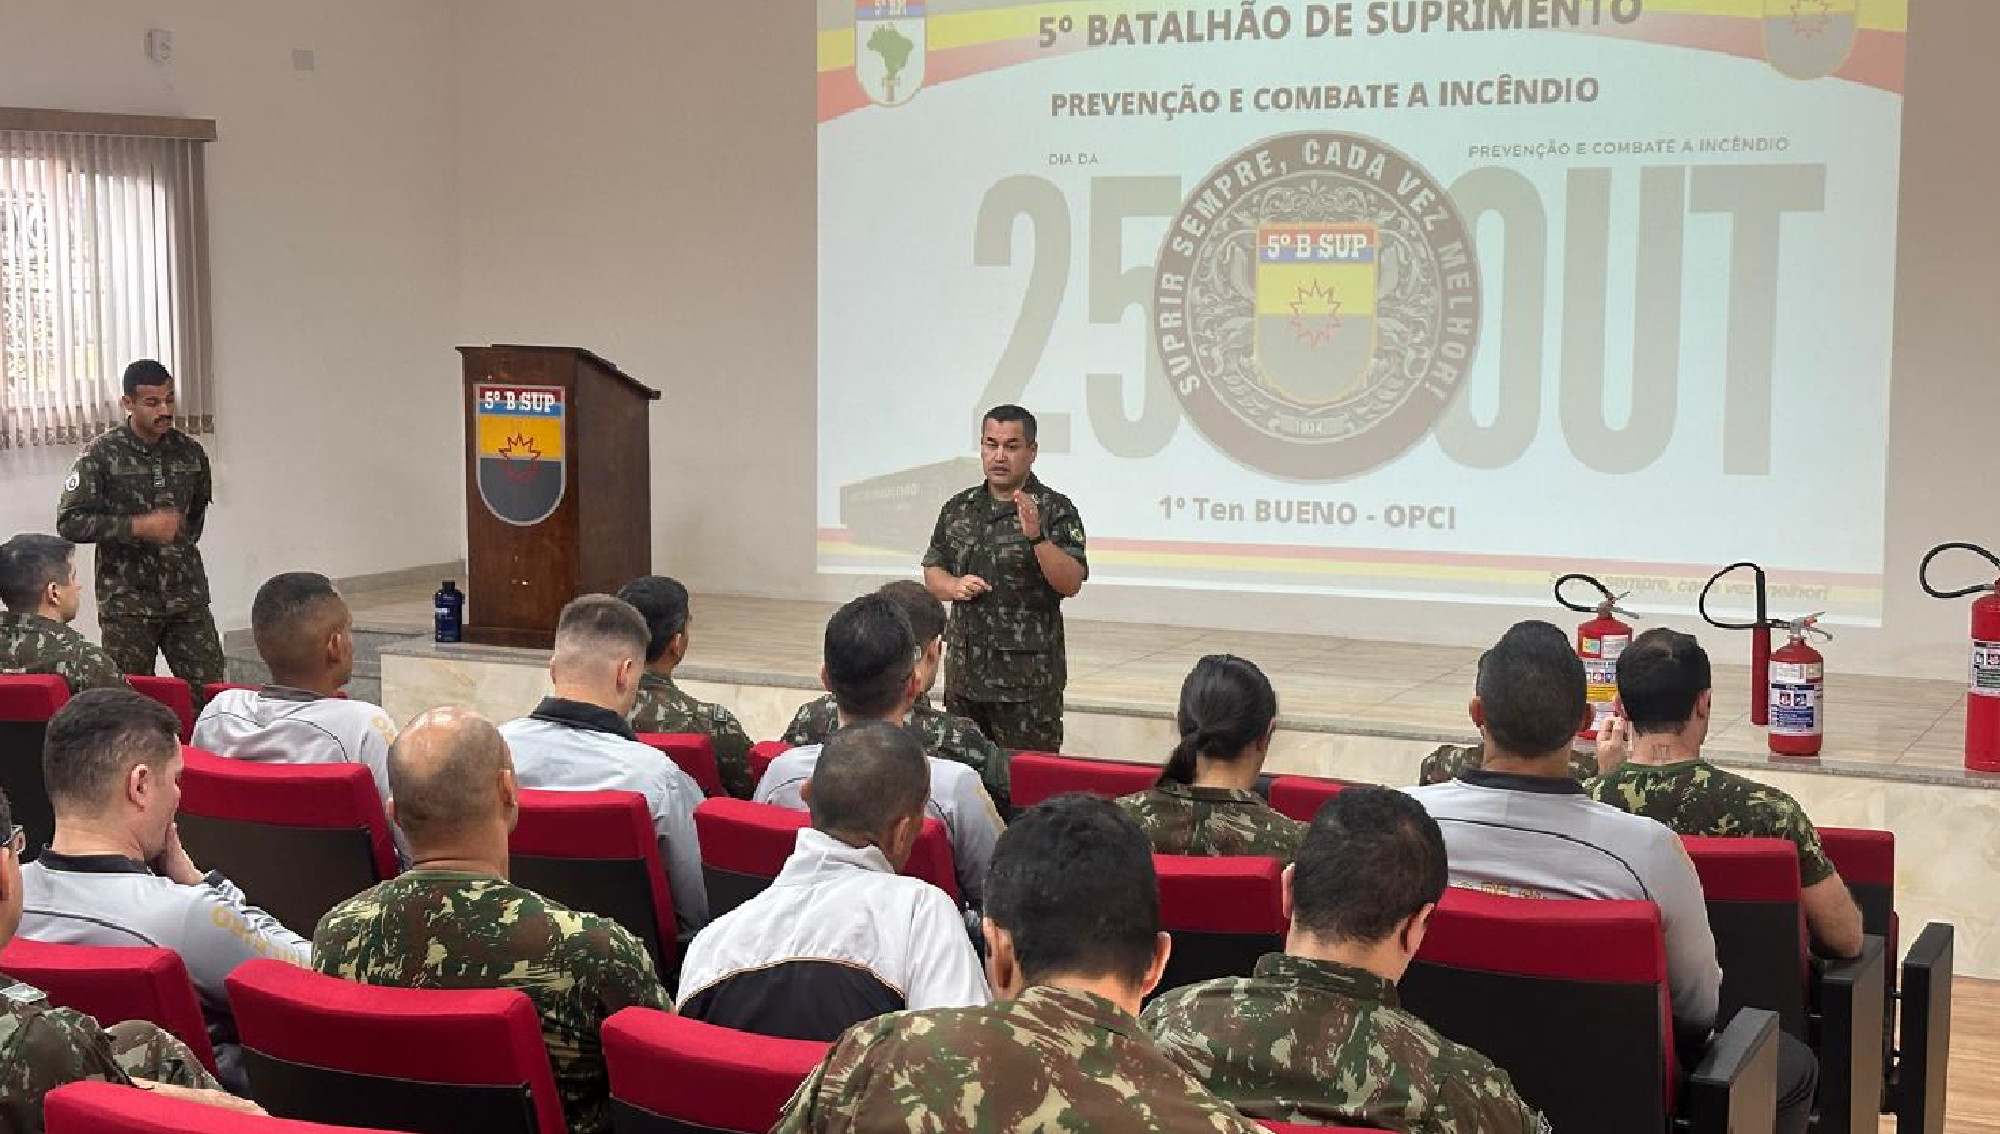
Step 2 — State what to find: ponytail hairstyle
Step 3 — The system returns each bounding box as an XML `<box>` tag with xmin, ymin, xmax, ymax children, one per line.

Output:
<box><xmin>1160</xmin><ymin>654</ymin><xmax>1278</xmax><ymax>786</ymax></box>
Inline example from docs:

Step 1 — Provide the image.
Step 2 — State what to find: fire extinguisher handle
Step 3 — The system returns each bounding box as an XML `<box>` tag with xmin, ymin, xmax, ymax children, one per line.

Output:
<box><xmin>1918</xmin><ymin>542</ymin><xmax>2000</xmax><ymax>600</ymax></box>
<box><xmin>1698</xmin><ymin>562</ymin><xmax>1773</xmax><ymax>631</ymax></box>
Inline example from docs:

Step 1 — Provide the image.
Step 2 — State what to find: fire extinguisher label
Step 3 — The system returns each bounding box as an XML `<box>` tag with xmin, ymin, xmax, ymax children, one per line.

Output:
<box><xmin>1770</xmin><ymin>661</ymin><xmax>1824</xmax><ymax>683</ymax></box>
<box><xmin>1770</xmin><ymin>681</ymin><xmax>1822</xmax><ymax>736</ymax></box>
<box><xmin>1971</xmin><ymin>640</ymin><xmax>2000</xmax><ymax>698</ymax></box>
<box><xmin>1584</xmin><ymin>658</ymin><xmax>1620</xmax><ymax>721</ymax></box>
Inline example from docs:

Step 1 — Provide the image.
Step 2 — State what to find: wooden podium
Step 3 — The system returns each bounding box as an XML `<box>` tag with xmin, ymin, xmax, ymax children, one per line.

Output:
<box><xmin>458</xmin><ymin>345</ymin><xmax>660</xmax><ymax>648</ymax></box>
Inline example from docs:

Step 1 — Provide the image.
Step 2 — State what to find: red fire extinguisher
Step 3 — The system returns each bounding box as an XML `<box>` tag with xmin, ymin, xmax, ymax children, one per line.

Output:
<box><xmin>1919</xmin><ymin>542</ymin><xmax>2000</xmax><ymax>773</ymax></box>
<box><xmin>1767</xmin><ymin>615</ymin><xmax>1831</xmax><ymax>758</ymax></box>
<box><xmin>1555</xmin><ymin>574</ymin><xmax>1635</xmax><ymax>744</ymax></box>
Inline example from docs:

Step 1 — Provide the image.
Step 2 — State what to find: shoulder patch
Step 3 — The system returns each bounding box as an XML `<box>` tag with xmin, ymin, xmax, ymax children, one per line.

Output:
<box><xmin>63</xmin><ymin>469</ymin><xmax>80</xmax><ymax>492</ymax></box>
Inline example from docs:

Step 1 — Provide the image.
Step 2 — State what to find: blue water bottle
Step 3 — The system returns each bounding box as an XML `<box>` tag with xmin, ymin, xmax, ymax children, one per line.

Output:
<box><xmin>434</xmin><ymin>580</ymin><xmax>464</xmax><ymax>643</ymax></box>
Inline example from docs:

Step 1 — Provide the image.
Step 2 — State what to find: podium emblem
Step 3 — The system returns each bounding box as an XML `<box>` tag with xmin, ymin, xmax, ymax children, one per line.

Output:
<box><xmin>855</xmin><ymin>1</ymin><xmax>925</xmax><ymax>107</ymax></box>
<box><xmin>474</xmin><ymin>383</ymin><xmax>566</xmax><ymax>526</ymax></box>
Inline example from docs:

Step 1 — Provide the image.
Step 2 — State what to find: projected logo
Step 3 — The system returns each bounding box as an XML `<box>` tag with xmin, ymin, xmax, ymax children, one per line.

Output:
<box><xmin>855</xmin><ymin>1</ymin><xmax>926</xmax><ymax>107</ymax></box>
<box><xmin>1155</xmin><ymin>132</ymin><xmax>1481</xmax><ymax>481</ymax></box>
<box><xmin>474</xmin><ymin>383</ymin><xmax>566</xmax><ymax>527</ymax></box>
<box><xmin>1764</xmin><ymin>0</ymin><xmax>1857</xmax><ymax>80</ymax></box>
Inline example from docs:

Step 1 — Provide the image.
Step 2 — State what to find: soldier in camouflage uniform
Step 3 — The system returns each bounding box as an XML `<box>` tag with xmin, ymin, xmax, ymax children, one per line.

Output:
<box><xmin>54</xmin><ymin>360</ymin><xmax>223</xmax><ymax>687</ymax></box>
<box><xmin>313</xmin><ymin>707</ymin><xmax>671</xmax><ymax>1134</ymax></box>
<box><xmin>616</xmin><ymin>576</ymin><xmax>756</xmax><ymax>798</ymax></box>
<box><xmin>1418</xmin><ymin>741</ymin><xmax>1598</xmax><ymax>786</ymax></box>
<box><xmin>1588</xmin><ymin>627</ymin><xmax>1865</xmax><ymax>957</ymax></box>
<box><xmin>1117</xmin><ymin>655</ymin><xmax>1301</xmax><ymax>861</ymax></box>
<box><xmin>922</xmin><ymin>406</ymin><xmax>1086</xmax><ymax>753</ymax></box>
<box><xmin>1144</xmin><ymin>787</ymin><xmax>1548</xmax><ymax>1133</ymax></box>
<box><xmin>774</xmin><ymin>795</ymin><xmax>1260</xmax><ymax>1134</ymax></box>
<box><xmin>0</xmin><ymin>535</ymin><xmax>125</xmax><ymax>694</ymax></box>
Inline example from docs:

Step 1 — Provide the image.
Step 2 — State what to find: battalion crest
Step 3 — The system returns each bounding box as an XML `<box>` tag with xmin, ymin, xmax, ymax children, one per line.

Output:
<box><xmin>1763</xmin><ymin>0</ymin><xmax>1858</xmax><ymax>79</ymax></box>
<box><xmin>855</xmin><ymin>0</ymin><xmax>926</xmax><ymax>107</ymax></box>
<box><xmin>473</xmin><ymin>383</ymin><xmax>566</xmax><ymax>526</ymax></box>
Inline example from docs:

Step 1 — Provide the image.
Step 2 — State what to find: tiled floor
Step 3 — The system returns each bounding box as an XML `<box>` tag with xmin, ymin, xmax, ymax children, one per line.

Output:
<box><xmin>346</xmin><ymin>582</ymin><xmax>1980</xmax><ymax>775</ymax></box>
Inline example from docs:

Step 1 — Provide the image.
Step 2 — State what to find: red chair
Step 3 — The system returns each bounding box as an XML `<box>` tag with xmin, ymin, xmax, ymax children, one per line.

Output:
<box><xmin>902</xmin><ymin>817</ymin><xmax>960</xmax><ymax>903</ymax></box>
<box><xmin>0</xmin><ymin>939</ymin><xmax>218</xmax><ymax>1074</ymax></box>
<box><xmin>509</xmin><ymin>790</ymin><xmax>678</xmax><ymax>977</ymax></box>
<box><xmin>1009</xmin><ymin>752</ymin><xmax>1159</xmax><ymax>808</ymax></box>
<box><xmin>636</xmin><ymin>733</ymin><xmax>723</xmax><ymax>798</ymax></box>
<box><xmin>225</xmin><ymin>959</ymin><xmax>565</xmax><ymax>1134</ymax></box>
<box><xmin>1400</xmin><ymin>889</ymin><xmax>1777</xmax><ymax>1134</ymax></box>
<box><xmin>46</xmin><ymin>1080</ymin><xmax>397</xmax><ymax>1133</ymax></box>
<box><xmin>126</xmin><ymin>675</ymin><xmax>195</xmax><ymax>742</ymax></box>
<box><xmin>174</xmin><ymin>748</ymin><xmax>398</xmax><ymax>938</ymax></box>
<box><xmin>0</xmin><ymin>674</ymin><xmax>70</xmax><ymax>860</ymax></box>
<box><xmin>694</xmin><ymin>799</ymin><xmax>960</xmax><ymax>917</ymax></box>
<box><xmin>1267</xmin><ymin>776</ymin><xmax>1353</xmax><ymax>822</ymax></box>
<box><xmin>1153</xmin><ymin>855</ymin><xmax>1286</xmax><ymax>996</ymax></box>
<box><xmin>748</xmin><ymin>740</ymin><xmax>786</xmax><ymax>786</ymax></box>
<box><xmin>603</xmin><ymin>1007</ymin><xmax>827</xmax><ymax>1134</ymax></box>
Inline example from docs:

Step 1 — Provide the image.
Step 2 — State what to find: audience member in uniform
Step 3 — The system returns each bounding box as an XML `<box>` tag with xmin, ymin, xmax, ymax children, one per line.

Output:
<box><xmin>315</xmin><ymin>706</ymin><xmax>669</xmax><ymax>1134</ymax></box>
<box><xmin>616</xmin><ymin>575</ymin><xmax>757</xmax><ymax>799</ymax></box>
<box><xmin>756</xmin><ymin>594</ymin><xmax>1003</xmax><ymax>905</ymax></box>
<box><xmin>499</xmin><ymin>594</ymin><xmax>708</xmax><ymax>933</ymax></box>
<box><xmin>19</xmin><ymin>689</ymin><xmax>310</xmax><ymax>1091</ymax></box>
<box><xmin>773</xmin><ymin>794</ymin><xmax>1261</xmax><ymax>1134</ymax></box>
<box><xmin>678</xmin><ymin>720</ymin><xmax>988</xmax><ymax>1039</ymax></box>
<box><xmin>0</xmin><ymin>533</ymin><xmax>125</xmax><ymax>693</ymax></box>
<box><xmin>1405</xmin><ymin>621</ymin><xmax>1818</xmax><ymax>1134</ymax></box>
<box><xmin>1115</xmin><ymin>654</ymin><xmax>1301</xmax><ymax>860</ymax></box>
<box><xmin>1145</xmin><ymin>787</ymin><xmax>1547</xmax><ymax>1133</ymax></box>
<box><xmin>1590</xmin><ymin>627</ymin><xmax>1865</xmax><ymax>957</ymax></box>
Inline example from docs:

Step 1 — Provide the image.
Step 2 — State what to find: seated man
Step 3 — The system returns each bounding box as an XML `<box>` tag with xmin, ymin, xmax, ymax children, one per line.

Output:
<box><xmin>773</xmin><ymin>795</ymin><xmax>1261</xmax><ymax>1134</ymax></box>
<box><xmin>19</xmin><ymin>689</ymin><xmax>310</xmax><ymax>1092</ymax></box>
<box><xmin>500</xmin><ymin>594</ymin><xmax>707</xmax><ymax>933</ymax></box>
<box><xmin>756</xmin><ymin>594</ymin><xmax>1003</xmax><ymax>905</ymax></box>
<box><xmin>782</xmin><ymin>580</ymin><xmax>1010</xmax><ymax>805</ymax></box>
<box><xmin>616</xmin><ymin>575</ymin><xmax>756</xmax><ymax>799</ymax></box>
<box><xmin>1416</xmin><ymin>740</ymin><xmax>1597</xmax><ymax>787</ymax></box>
<box><xmin>315</xmin><ymin>706</ymin><xmax>670</xmax><ymax>1134</ymax></box>
<box><xmin>1145</xmin><ymin>786</ymin><xmax>1546</xmax><ymax>1132</ymax></box>
<box><xmin>1405</xmin><ymin>621</ymin><xmax>1817</xmax><ymax>1134</ymax></box>
<box><xmin>1590</xmin><ymin>627</ymin><xmax>1864</xmax><ymax>957</ymax></box>
<box><xmin>680</xmin><ymin>720</ymin><xmax>988</xmax><ymax>1039</ymax></box>
<box><xmin>0</xmin><ymin>533</ymin><xmax>125</xmax><ymax>693</ymax></box>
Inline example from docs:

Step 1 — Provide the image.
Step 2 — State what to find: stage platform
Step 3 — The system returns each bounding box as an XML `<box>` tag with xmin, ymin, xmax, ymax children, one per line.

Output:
<box><xmin>346</xmin><ymin>585</ymin><xmax>2000</xmax><ymax>979</ymax></box>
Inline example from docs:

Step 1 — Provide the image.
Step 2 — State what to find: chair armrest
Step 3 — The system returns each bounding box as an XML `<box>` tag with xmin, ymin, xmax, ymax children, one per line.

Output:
<box><xmin>1677</xmin><ymin>1007</ymin><xmax>1778</xmax><ymax>1134</ymax></box>
<box><xmin>1891</xmin><ymin>922</ymin><xmax>1954</xmax><ymax>1134</ymax></box>
<box><xmin>1810</xmin><ymin>934</ymin><xmax>1887</xmax><ymax>1134</ymax></box>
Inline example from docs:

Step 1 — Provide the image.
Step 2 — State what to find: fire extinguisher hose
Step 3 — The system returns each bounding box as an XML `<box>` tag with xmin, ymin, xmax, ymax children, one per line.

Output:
<box><xmin>1698</xmin><ymin>561</ymin><xmax>1775</xmax><ymax>631</ymax></box>
<box><xmin>1554</xmin><ymin>573</ymin><xmax>1627</xmax><ymax>616</ymax></box>
<box><xmin>1918</xmin><ymin>542</ymin><xmax>2000</xmax><ymax>600</ymax></box>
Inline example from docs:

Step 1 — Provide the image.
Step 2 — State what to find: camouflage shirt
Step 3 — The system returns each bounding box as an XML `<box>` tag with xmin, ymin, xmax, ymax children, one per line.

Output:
<box><xmin>0</xmin><ymin>976</ymin><xmax>221</xmax><ymax>1134</ymax></box>
<box><xmin>1418</xmin><ymin>743</ymin><xmax>1599</xmax><ymax>787</ymax></box>
<box><xmin>1115</xmin><ymin>782</ymin><xmax>1303</xmax><ymax>862</ymax></box>
<box><xmin>629</xmin><ymin>672</ymin><xmax>756</xmax><ymax>799</ymax></box>
<box><xmin>0</xmin><ymin>613</ymin><xmax>126</xmax><ymax>693</ymax></box>
<box><xmin>312</xmin><ymin>869</ymin><xmax>671</xmax><ymax>1134</ymax></box>
<box><xmin>783</xmin><ymin>692</ymin><xmax>1011</xmax><ymax>803</ymax></box>
<box><xmin>923</xmin><ymin>475</ymin><xmax>1086</xmax><ymax>704</ymax></box>
<box><xmin>1142</xmin><ymin>954</ymin><xmax>1548</xmax><ymax>1134</ymax></box>
<box><xmin>1586</xmin><ymin>757</ymin><xmax>1836</xmax><ymax>886</ymax></box>
<box><xmin>774</xmin><ymin>983</ymin><xmax>1261</xmax><ymax>1134</ymax></box>
<box><xmin>55</xmin><ymin>424</ymin><xmax>212</xmax><ymax>617</ymax></box>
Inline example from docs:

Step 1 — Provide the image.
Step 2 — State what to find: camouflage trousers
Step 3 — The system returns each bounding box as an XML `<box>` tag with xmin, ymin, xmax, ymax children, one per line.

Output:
<box><xmin>106</xmin><ymin>1019</ymin><xmax>222</xmax><ymax>1090</ymax></box>
<box><xmin>945</xmin><ymin>692</ymin><xmax>1064</xmax><ymax>754</ymax></box>
<box><xmin>101</xmin><ymin>608</ymin><xmax>225</xmax><ymax>689</ymax></box>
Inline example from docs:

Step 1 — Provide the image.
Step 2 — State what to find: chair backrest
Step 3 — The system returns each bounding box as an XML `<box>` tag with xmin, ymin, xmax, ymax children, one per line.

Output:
<box><xmin>125</xmin><ymin>675</ymin><xmax>196</xmax><ymax>742</ymax></box>
<box><xmin>1009</xmin><ymin>752</ymin><xmax>1159</xmax><ymax>808</ymax></box>
<box><xmin>636</xmin><ymin>733</ymin><xmax>723</xmax><ymax>798</ymax></box>
<box><xmin>1266</xmin><ymin>776</ymin><xmax>1352</xmax><ymax>822</ymax></box>
<box><xmin>0</xmin><ymin>938</ymin><xmax>218</xmax><ymax>1073</ymax></box>
<box><xmin>225</xmin><ymin>959</ymin><xmax>565</xmax><ymax>1134</ymax></box>
<box><xmin>1820</xmin><ymin>826</ymin><xmax>1895</xmax><ymax>945</ymax></box>
<box><xmin>1153</xmin><ymin>855</ymin><xmax>1286</xmax><ymax>995</ymax></box>
<box><xmin>174</xmin><ymin>747</ymin><xmax>397</xmax><ymax>938</ymax></box>
<box><xmin>748</xmin><ymin>740</ymin><xmax>786</xmax><ymax>786</ymax></box>
<box><xmin>603</xmin><ymin>1007</ymin><xmax>828</xmax><ymax>1134</ymax></box>
<box><xmin>1400</xmin><ymin>889</ymin><xmax>1674</xmax><ymax>1134</ymax></box>
<box><xmin>694</xmin><ymin>798</ymin><xmax>807</xmax><ymax>917</ymax></box>
<box><xmin>45</xmin><ymin>1080</ymin><xmax>395</xmax><ymax>1134</ymax></box>
<box><xmin>1680</xmin><ymin>835</ymin><xmax>1809</xmax><ymax>1039</ymax></box>
<box><xmin>903</xmin><ymin>817</ymin><xmax>959</xmax><ymax>902</ymax></box>
<box><xmin>509</xmin><ymin>789</ymin><xmax>677</xmax><ymax>977</ymax></box>
<box><xmin>0</xmin><ymin>674</ymin><xmax>68</xmax><ymax>861</ymax></box>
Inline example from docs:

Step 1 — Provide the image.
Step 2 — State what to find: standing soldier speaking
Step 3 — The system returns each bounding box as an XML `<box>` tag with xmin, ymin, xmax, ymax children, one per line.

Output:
<box><xmin>922</xmin><ymin>405</ymin><xmax>1086</xmax><ymax>752</ymax></box>
<box><xmin>55</xmin><ymin>359</ymin><xmax>224</xmax><ymax>687</ymax></box>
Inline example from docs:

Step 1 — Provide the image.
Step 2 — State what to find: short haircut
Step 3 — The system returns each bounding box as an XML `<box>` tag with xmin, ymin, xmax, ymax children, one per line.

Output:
<box><xmin>122</xmin><ymin>359</ymin><xmax>172</xmax><ymax>397</ymax></box>
<box><xmin>1474</xmin><ymin>620</ymin><xmax>1588</xmax><ymax>757</ymax></box>
<box><xmin>876</xmin><ymin>579</ymin><xmax>945</xmax><ymax>646</ymax></box>
<box><xmin>250</xmin><ymin>572</ymin><xmax>346</xmax><ymax>678</ymax></box>
<box><xmin>617</xmin><ymin>575</ymin><xmax>691</xmax><ymax>664</ymax></box>
<box><xmin>1292</xmin><ymin>787</ymin><xmax>1448</xmax><ymax>944</ymax></box>
<box><xmin>1617</xmin><ymin>627</ymin><xmax>1713</xmax><ymax>736</ymax></box>
<box><xmin>43</xmin><ymin>689</ymin><xmax>182</xmax><ymax>810</ymax></box>
<box><xmin>985</xmin><ymin>794</ymin><xmax>1159</xmax><ymax>985</ymax></box>
<box><xmin>807</xmin><ymin>720</ymin><xmax>930</xmax><ymax>842</ymax></box>
<box><xmin>551</xmin><ymin>594</ymin><xmax>650</xmax><ymax>672</ymax></box>
<box><xmin>823</xmin><ymin>593</ymin><xmax>916</xmax><ymax>719</ymax></box>
<box><xmin>388</xmin><ymin>707</ymin><xmax>511</xmax><ymax>845</ymax></box>
<box><xmin>983</xmin><ymin>404</ymin><xmax>1038</xmax><ymax>445</ymax></box>
<box><xmin>0</xmin><ymin>533</ymin><xmax>74</xmax><ymax>612</ymax></box>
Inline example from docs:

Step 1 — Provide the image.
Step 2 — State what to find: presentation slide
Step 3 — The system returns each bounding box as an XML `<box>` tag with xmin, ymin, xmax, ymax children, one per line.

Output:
<box><xmin>816</xmin><ymin>0</ymin><xmax>1908</xmax><ymax>625</ymax></box>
